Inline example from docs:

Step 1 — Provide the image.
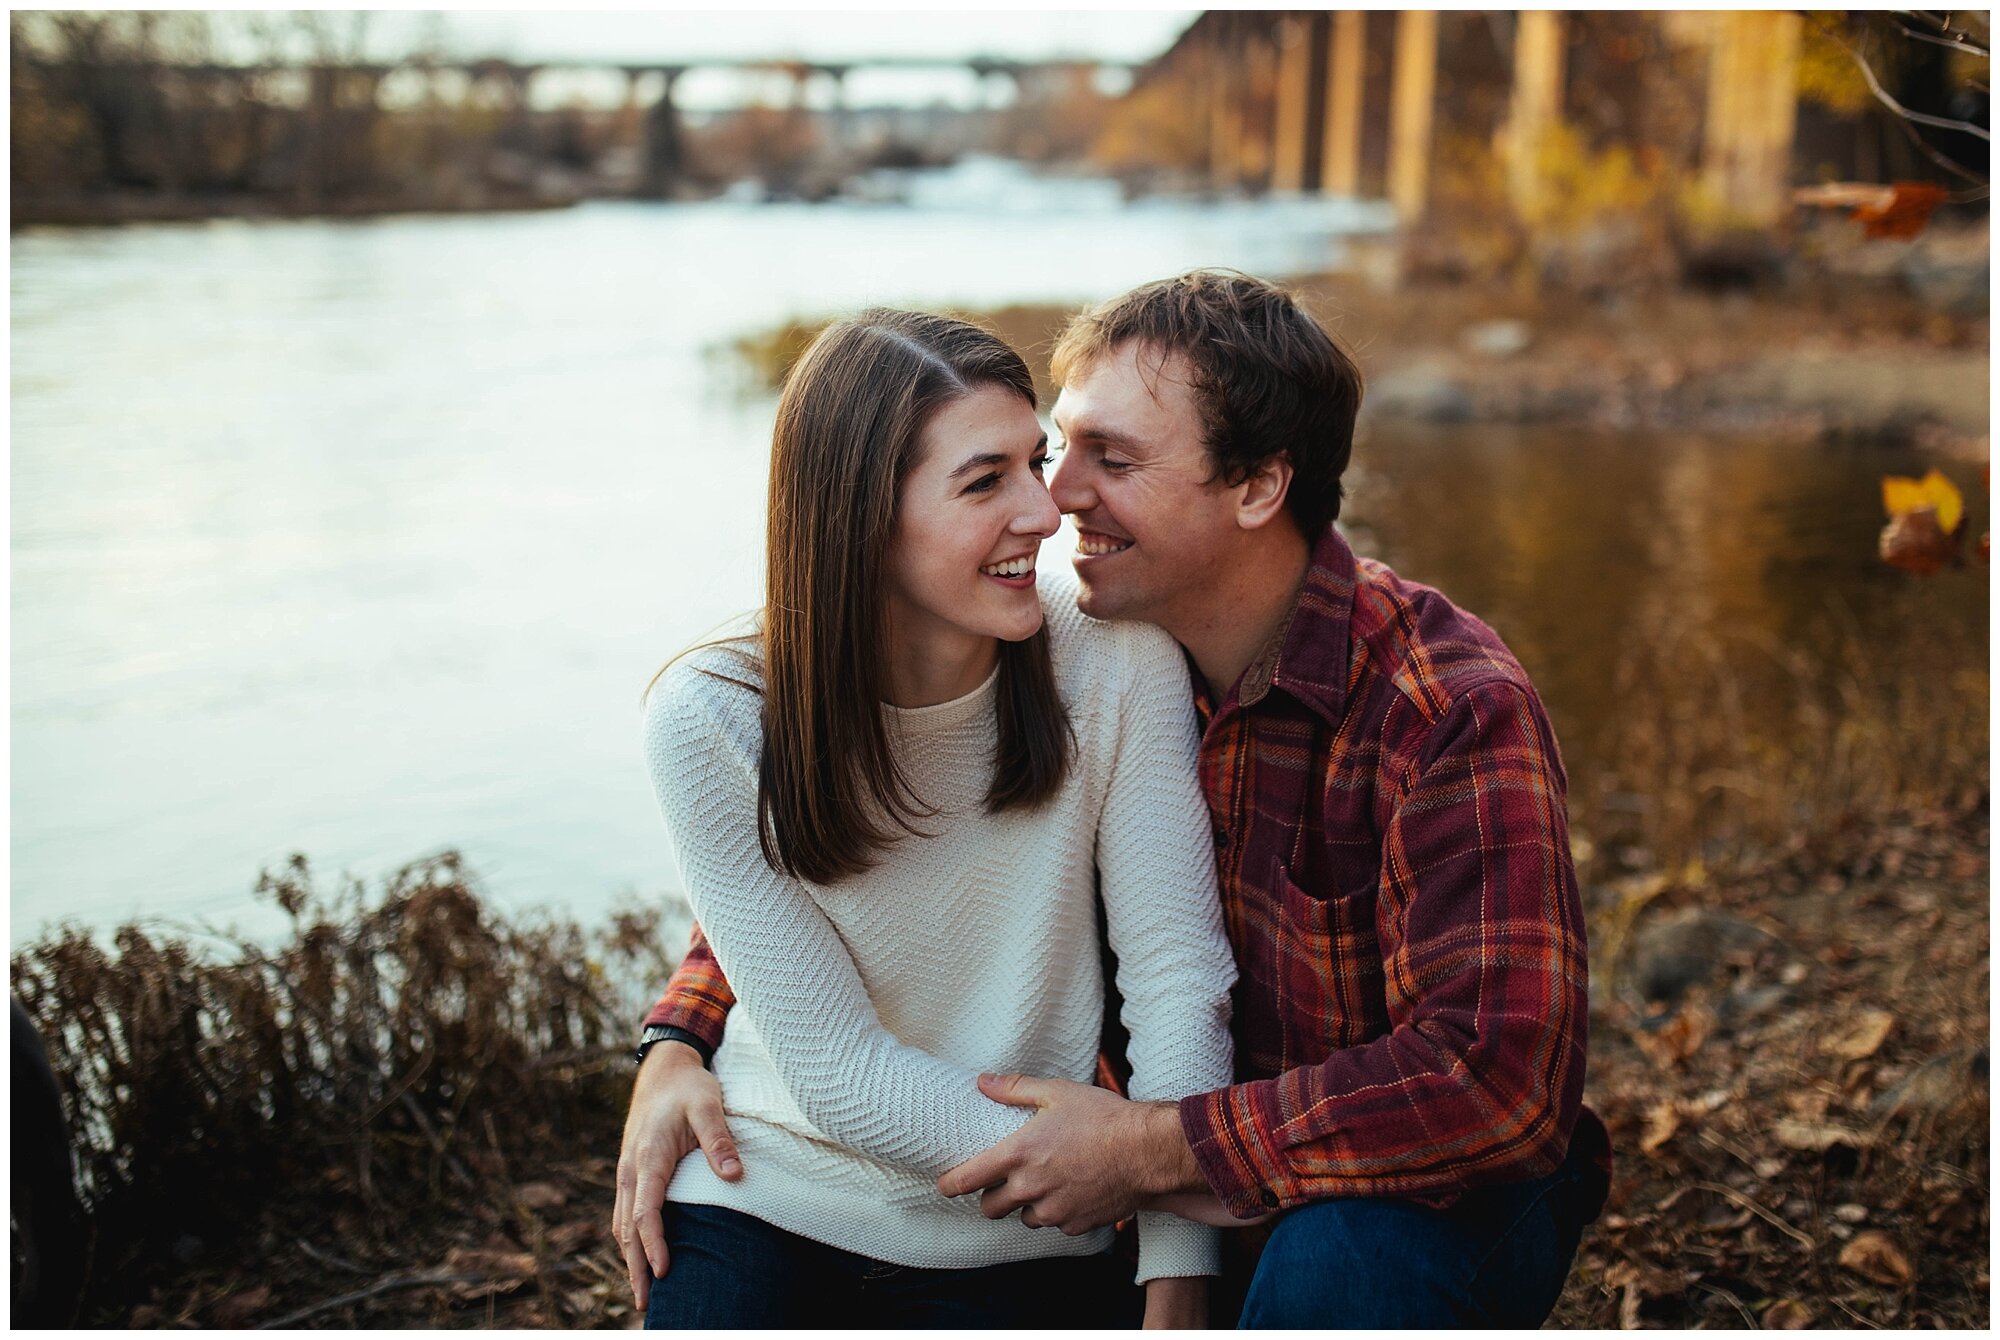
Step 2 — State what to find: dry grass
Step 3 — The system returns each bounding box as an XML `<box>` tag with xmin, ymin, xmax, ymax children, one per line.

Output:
<box><xmin>10</xmin><ymin>851</ymin><xmax>674</xmax><ymax>1327</ymax></box>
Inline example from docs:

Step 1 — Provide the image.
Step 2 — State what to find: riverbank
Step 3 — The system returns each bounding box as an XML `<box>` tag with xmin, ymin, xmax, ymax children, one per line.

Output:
<box><xmin>14</xmin><ymin>792</ymin><xmax>1985</xmax><ymax>1328</ymax></box>
<box><xmin>732</xmin><ymin>227</ymin><xmax>1989</xmax><ymax>446</ymax></box>
<box><xmin>10</xmin><ymin>190</ymin><xmax>578</xmax><ymax>230</ymax></box>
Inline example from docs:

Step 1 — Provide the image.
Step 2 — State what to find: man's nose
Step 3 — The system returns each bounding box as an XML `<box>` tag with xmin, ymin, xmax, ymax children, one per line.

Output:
<box><xmin>1048</xmin><ymin>450</ymin><xmax>1091</xmax><ymax>514</ymax></box>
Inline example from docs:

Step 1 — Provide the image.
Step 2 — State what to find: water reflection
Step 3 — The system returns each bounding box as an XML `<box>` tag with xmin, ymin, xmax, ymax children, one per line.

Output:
<box><xmin>1346</xmin><ymin>424</ymin><xmax>1989</xmax><ymax>828</ymax></box>
<box><xmin>10</xmin><ymin>203</ymin><xmax>1988</xmax><ymax>946</ymax></box>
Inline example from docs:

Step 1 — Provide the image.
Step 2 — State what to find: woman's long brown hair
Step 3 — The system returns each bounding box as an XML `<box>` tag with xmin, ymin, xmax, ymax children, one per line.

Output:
<box><xmin>740</xmin><ymin>309</ymin><xmax>1071</xmax><ymax>884</ymax></box>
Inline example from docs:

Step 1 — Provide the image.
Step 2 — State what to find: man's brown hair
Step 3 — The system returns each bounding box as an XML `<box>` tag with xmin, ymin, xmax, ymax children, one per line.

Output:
<box><xmin>1050</xmin><ymin>269</ymin><xmax>1363</xmax><ymax>536</ymax></box>
<box><xmin>741</xmin><ymin>309</ymin><xmax>1071</xmax><ymax>884</ymax></box>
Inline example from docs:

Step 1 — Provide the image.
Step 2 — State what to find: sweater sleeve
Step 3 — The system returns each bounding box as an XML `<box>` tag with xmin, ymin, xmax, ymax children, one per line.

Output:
<box><xmin>1093</xmin><ymin>626</ymin><xmax>1238</xmax><ymax>1284</ymax></box>
<box><xmin>642</xmin><ymin>670</ymin><xmax>1030</xmax><ymax>1178</ymax></box>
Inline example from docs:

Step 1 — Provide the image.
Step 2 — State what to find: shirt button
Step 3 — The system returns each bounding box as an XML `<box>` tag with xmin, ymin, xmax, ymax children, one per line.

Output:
<box><xmin>1259</xmin><ymin>1189</ymin><xmax>1279</xmax><ymax>1208</ymax></box>
<box><xmin>1213</xmin><ymin>828</ymin><xmax>1230</xmax><ymax>849</ymax></box>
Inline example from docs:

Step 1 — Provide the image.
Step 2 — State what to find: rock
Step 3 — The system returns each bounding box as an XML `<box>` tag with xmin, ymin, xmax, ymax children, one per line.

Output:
<box><xmin>1899</xmin><ymin>224</ymin><xmax>1990</xmax><ymax>317</ymax></box>
<box><xmin>1624</xmin><ymin>906</ymin><xmax>1784</xmax><ymax>1007</ymax></box>
<box><xmin>1868</xmin><ymin>1043</ymin><xmax>1987</xmax><ymax>1123</ymax></box>
<box><xmin>1366</xmin><ymin>363</ymin><xmax>1475</xmax><ymax>423</ymax></box>
<box><xmin>1461</xmin><ymin>319</ymin><xmax>1533</xmax><ymax>358</ymax></box>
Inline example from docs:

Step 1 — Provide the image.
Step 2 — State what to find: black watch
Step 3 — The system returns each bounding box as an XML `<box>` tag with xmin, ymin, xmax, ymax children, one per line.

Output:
<box><xmin>634</xmin><ymin>1024</ymin><xmax>713</xmax><ymax>1068</ymax></box>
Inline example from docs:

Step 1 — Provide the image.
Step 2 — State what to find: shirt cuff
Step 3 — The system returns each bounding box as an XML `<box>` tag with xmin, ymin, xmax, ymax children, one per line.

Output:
<box><xmin>1178</xmin><ymin>1086</ymin><xmax>1290</xmax><ymax>1219</ymax></box>
<box><xmin>1134</xmin><ymin>1211</ymin><xmax>1219</xmax><ymax>1284</ymax></box>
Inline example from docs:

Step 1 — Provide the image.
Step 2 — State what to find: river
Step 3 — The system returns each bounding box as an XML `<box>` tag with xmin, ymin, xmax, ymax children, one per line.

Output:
<box><xmin>10</xmin><ymin>178</ymin><xmax>1987</xmax><ymax>948</ymax></box>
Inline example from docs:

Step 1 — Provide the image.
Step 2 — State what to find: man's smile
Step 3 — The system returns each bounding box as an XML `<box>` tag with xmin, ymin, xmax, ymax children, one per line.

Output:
<box><xmin>1074</xmin><ymin>530</ymin><xmax>1135</xmax><ymax>557</ymax></box>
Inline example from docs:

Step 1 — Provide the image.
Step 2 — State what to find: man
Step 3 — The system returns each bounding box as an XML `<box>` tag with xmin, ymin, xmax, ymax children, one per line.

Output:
<box><xmin>615</xmin><ymin>271</ymin><xmax>1610</xmax><ymax>1327</ymax></box>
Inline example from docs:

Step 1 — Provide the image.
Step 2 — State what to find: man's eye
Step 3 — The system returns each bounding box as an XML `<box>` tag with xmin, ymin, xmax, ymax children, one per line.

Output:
<box><xmin>1102</xmin><ymin>459</ymin><xmax>1132</xmax><ymax>472</ymax></box>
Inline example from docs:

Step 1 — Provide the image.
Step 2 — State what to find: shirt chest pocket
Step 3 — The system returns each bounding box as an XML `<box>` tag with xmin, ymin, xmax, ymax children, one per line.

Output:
<box><xmin>1271</xmin><ymin>863</ymin><xmax>1390</xmax><ymax>1058</ymax></box>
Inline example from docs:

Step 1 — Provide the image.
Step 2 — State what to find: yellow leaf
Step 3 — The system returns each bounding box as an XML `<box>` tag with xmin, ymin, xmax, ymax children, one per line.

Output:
<box><xmin>1837</xmin><ymin>1230</ymin><xmax>1913</xmax><ymax>1287</ymax></box>
<box><xmin>1639</xmin><ymin>1099</ymin><xmax>1681</xmax><ymax>1154</ymax></box>
<box><xmin>1827</xmin><ymin>1008</ymin><xmax>1895</xmax><ymax>1061</ymax></box>
<box><xmin>1882</xmin><ymin>470</ymin><xmax>1964</xmax><ymax>536</ymax></box>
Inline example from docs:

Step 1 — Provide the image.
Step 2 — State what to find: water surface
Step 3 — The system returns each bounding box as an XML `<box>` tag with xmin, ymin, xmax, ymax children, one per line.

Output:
<box><xmin>11</xmin><ymin>189</ymin><xmax>1987</xmax><ymax>946</ymax></box>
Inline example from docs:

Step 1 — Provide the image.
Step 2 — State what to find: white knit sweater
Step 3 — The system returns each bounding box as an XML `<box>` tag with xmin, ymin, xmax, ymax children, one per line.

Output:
<box><xmin>642</xmin><ymin>574</ymin><xmax>1237</xmax><ymax>1284</ymax></box>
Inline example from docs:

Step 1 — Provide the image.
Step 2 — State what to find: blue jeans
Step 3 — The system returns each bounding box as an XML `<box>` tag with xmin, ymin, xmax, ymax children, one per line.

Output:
<box><xmin>1235</xmin><ymin>1135</ymin><xmax>1600</xmax><ymax>1329</ymax></box>
<box><xmin>644</xmin><ymin>1202</ymin><xmax>1143</xmax><ymax>1329</ymax></box>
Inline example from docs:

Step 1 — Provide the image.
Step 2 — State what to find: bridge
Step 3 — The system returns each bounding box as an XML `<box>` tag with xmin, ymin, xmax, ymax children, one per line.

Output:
<box><xmin>1126</xmin><ymin>11</ymin><xmax>1820</xmax><ymax>230</ymax></box>
<box><xmin>23</xmin><ymin>50</ymin><xmax>1141</xmax><ymax>197</ymax></box>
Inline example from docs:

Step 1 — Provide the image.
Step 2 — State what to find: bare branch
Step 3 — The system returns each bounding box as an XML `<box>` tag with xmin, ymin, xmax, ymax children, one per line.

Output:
<box><xmin>1812</xmin><ymin>14</ymin><xmax>1991</xmax><ymax>141</ymax></box>
<box><xmin>1884</xmin><ymin>88</ymin><xmax>1990</xmax><ymax>183</ymax></box>
<box><xmin>1890</xmin><ymin>19</ymin><xmax>1991</xmax><ymax>58</ymax></box>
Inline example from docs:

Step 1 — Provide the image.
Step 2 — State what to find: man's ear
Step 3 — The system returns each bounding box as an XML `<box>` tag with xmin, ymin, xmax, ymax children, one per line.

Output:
<box><xmin>1235</xmin><ymin>454</ymin><xmax>1294</xmax><ymax>531</ymax></box>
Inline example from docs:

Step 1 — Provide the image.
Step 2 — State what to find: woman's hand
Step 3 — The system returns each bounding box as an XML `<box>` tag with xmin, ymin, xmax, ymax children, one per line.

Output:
<box><xmin>612</xmin><ymin>1042</ymin><xmax>742</xmax><ymax>1311</ymax></box>
<box><xmin>1143</xmin><ymin>1275</ymin><xmax>1210</xmax><ymax>1330</ymax></box>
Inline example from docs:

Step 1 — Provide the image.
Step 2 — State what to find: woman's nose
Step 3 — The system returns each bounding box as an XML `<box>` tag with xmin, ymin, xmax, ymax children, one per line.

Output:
<box><xmin>1013</xmin><ymin>476</ymin><xmax>1062</xmax><ymax>539</ymax></box>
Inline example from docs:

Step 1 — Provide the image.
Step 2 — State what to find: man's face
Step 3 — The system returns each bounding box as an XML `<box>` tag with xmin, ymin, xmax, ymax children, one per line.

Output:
<box><xmin>1048</xmin><ymin>341</ymin><xmax>1239</xmax><ymax>633</ymax></box>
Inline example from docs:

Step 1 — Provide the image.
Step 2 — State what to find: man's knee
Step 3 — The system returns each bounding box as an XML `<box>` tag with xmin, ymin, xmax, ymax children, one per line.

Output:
<box><xmin>1238</xmin><ymin>1197</ymin><xmax>1476</xmax><ymax>1329</ymax></box>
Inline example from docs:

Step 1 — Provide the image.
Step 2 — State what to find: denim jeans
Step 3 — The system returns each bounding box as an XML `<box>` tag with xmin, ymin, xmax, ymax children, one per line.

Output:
<box><xmin>643</xmin><ymin>1202</ymin><xmax>1143</xmax><ymax>1330</ymax></box>
<box><xmin>1234</xmin><ymin>1132</ymin><xmax>1602</xmax><ymax>1329</ymax></box>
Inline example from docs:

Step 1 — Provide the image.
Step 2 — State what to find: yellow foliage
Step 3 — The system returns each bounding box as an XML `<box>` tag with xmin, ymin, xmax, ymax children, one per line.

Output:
<box><xmin>1796</xmin><ymin>15</ymin><xmax>1875</xmax><ymax>116</ymax></box>
<box><xmin>1090</xmin><ymin>78</ymin><xmax>1207</xmax><ymax>175</ymax></box>
<box><xmin>1882</xmin><ymin>470</ymin><xmax>1965</xmax><ymax>536</ymax></box>
<box><xmin>1517</xmin><ymin>122</ymin><xmax>1667</xmax><ymax>237</ymax></box>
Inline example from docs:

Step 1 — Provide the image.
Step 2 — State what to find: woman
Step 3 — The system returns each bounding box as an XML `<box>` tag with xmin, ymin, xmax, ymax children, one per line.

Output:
<box><xmin>634</xmin><ymin>310</ymin><xmax>1236</xmax><ymax>1328</ymax></box>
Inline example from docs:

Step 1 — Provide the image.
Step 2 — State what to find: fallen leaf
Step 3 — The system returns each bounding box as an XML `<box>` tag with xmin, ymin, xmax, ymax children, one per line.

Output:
<box><xmin>211</xmin><ymin>1284</ymin><xmax>274</xmax><ymax>1327</ymax></box>
<box><xmin>1880</xmin><ymin>506</ymin><xmax>1960</xmax><ymax>574</ymax></box>
<box><xmin>1827</xmin><ymin>1008</ymin><xmax>1896</xmax><ymax>1061</ymax></box>
<box><xmin>1881</xmin><ymin>470</ymin><xmax>1967</xmax><ymax>574</ymax></box>
<box><xmin>443</xmin><ymin>1246</ymin><xmax>537</xmax><ymax>1277</ymax></box>
<box><xmin>1636</xmin><ymin>1004</ymin><xmax>1714</xmax><ymax>1068</ymax></box>
<box><xmin>1639</xmin><ymin>1099</ymin><xmax>1681</xmax><ymax>1154</ymax></box>
<box><xmin>1772</xmin><ymin>1116</ymin><xmax>1871</xmax><ymax>1151</ymax></box>
<box><xmin>1762</xmin><ymin>1298</ymin><xmax>1814</xmax><ymax>1329</ymax></box>
<box><xmin>1838</xmin><ymin>1229</ymin><xmax>1913</xmax><ymax>1286</ymax></box>
<box><xmin>1857</xmin><ymin>182</ymin><xmax>1951</xmax><ymax>239</ymax></box>
<box><xmin>514</xmin><ymin>1180</ymin><xmax>568</xmax><ymax>1211</ymax></box>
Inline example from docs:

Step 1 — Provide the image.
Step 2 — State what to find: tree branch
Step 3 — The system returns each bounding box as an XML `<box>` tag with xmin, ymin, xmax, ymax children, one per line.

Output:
<box><xmin>1814</xmin><ymin>15</ymin><xmax>1991</xmax><ymax>142</ymax></box>
<box><xmin>1890</xmin><ymin>16</ymin><xmax>1990</xmax><ymax>59</ymax></box>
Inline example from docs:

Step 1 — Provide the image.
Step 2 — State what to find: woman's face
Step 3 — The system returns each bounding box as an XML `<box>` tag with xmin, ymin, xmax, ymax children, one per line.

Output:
<box><xmin>884</xmin><ymin>382</ymin><xmax>1060</xmax><ymax>655</ymax></box>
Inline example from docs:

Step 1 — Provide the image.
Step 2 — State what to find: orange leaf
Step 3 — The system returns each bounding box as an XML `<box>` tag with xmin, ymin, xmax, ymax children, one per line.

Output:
<box><xmin>1855</xmin><ymin>182</ymin><xmax>1950</xmax><ymax>240</ymax></box>
<box><xmin>1879</xmin><ymin>508</ymin><xmax>1960</xmax><ymax>574</ymax></box>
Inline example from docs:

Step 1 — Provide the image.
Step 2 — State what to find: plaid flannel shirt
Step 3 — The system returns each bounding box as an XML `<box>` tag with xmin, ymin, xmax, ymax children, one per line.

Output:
<box><xmin>644</xmin><ymin>526</ymin><xmax>1607</xmax><ymax>1219</ymax></box>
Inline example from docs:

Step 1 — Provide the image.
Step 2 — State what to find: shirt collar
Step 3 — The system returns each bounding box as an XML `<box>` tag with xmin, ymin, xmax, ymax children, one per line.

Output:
<box><xmin>1187</xmin><ymin>524</ymin><xmax>1360</xmax><ymax>729</ymax></box>
<box><xmin>1261</xmin><ymin>524</ymin><xmax>1360</xmax><ymax>727</ymax></box>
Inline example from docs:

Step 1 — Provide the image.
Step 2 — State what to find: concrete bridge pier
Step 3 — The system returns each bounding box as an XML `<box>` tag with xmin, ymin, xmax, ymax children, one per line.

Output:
<box><xmin>1321</xmin><ymin>11</ymin><xmax>1367</xmax><ymax>198</ymax></box>
<box><xmin>1504</xmin><ymin>11</ymin><xmax>1566</xmax><ymax>224</ymax></box>
<box><xmin>643</xmin><ymin>67</ymin><xmax>687</xmax><ymax>198</ymax></box>
<box><xmin>1701</xmin><ymin>10</ymin><xmax>1802</xmax><ymax>230</ymax></box>
<box><xmin>1386</xmin><ymin>10</ymin><xmax>1438</xmax><ymax>224</ymax></box>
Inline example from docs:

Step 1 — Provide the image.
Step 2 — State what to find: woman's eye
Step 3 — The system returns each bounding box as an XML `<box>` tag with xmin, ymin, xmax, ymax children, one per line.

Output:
<box><xmin>1029</xmin><ymin>453</ymin><xmax>1050</xmax><ymax>473</ymax></box>
<box><xmin>964</xmin><ymin>474</ymin><xmax>1000</xmax><ymax>494</ymax></box>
